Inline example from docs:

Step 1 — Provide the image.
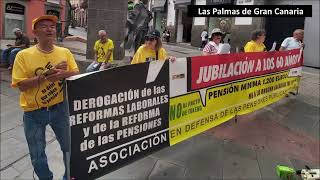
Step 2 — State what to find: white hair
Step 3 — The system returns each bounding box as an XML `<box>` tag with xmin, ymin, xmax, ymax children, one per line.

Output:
<box><xmin>293</xmin><ymin>29</ymin><xmax>304</xmax><ymax>35</ymax></box>
<box><xmin>98</xmin><ymin>30</ymin><xmax>106</xmax><ymax>36</ymax></box>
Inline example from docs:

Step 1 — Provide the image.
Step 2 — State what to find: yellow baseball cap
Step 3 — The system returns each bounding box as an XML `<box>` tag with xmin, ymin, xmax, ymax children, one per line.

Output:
<box><xmin>32</xmin><ymin>15</ymin><xmax>58</xmax><ymax>30</ymax></box>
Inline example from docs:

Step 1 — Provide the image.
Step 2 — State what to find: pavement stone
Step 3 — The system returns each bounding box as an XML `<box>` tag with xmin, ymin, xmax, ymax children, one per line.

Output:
<box><xmin>13</xmin><ymin>140</ymin><xmax>65</xmax><ymax>180</ymax></box>
<box><xmin>210</xmin><ymin>105</ymin><xmax>319</xmax><ymax>165</ymax></box>
<box><xmin>148</xmin><ymin>160</ymin><xmax>186</xmax><ymax>180</ymax></box>
<box><xmin>266</xmin><ymin>97</ymin><xmax>297</xmax><ymax>119</ymax></box>
<box><xmin>1</xmin><ymin>138</ymin><xmax>29</xmax><ymax>169</ymax></box>
<box><xmin>0</xmin><ymin>82</ymin><xmax>19</xmax><ymax>97</ymax></box>
<box><xmin>10</xmin><ymin>155</ymin><xmax>32</xmax><ymax>174</ymax></box>
<box><xmin>151</xmin><ymin>137</ymin><xmax>195</xmax><ymax>166</ymax></box>
<box><xmin>0</xmin><ymin>100</ymin><xmax>20</xmax><ymax>120</ymax></box>
<box><xmin>222</xmin><ymin>142</ymin><xmax>262</xmax><ymax>180</ymax></box>
<box><xmin>289</xmin><ymin>158</ymin><xmax>320</xmax><ymax>170</ymax></box>
<box><xmin>0</xmin><ymin>110</ymin><xmax>23</xmax><ymax>133</ymax></box>
<box><xmin>152</xmin><ymin>134</ymin><xmax>213</xmax><ymax>166</ymax></box>
<box><xmin>0</xmin><ymin>167</ymin><xmax>20</xmax><ymax>180</ymax></box>
<box><xmin>0</xmin><ymin>93</ymin><xmax>22</xmax><ymax>127</ymax></box>
<box><xmin>183</xmin><ymin>135</ymin><xmax>224</xmax><ymax>180</ymax></box>
<box><xmin>69</xmin><ymin>27</ymin><xmax>87</xmax><ymax>41</ymax></box>
<box><xmin>14</xmin><ymin>168</ymin><xmax>34</xmax><ymax>180</ymax></box>
<box><xmin>99</xmin><ymin>156</ymin><xmax>157</xmax><ymax>180</ymax></box>
<box><xmin>0</xmin><ymin>69</ymin><xmax>12</xmax><ymax>82</ymax></box>
<box><xmin>280</xmin><ymin>96</ymin><xmax>319</xmax><ymax>139</ymax></box>
<box><xmin>1</xmin><ymin>126</ymin><xmax>26</xmax><ymax>144</ymax></box>
<box><xmin>256</xmin><ymin>149</ymin><xmax>293</xmax><ymax>180</ymax></box>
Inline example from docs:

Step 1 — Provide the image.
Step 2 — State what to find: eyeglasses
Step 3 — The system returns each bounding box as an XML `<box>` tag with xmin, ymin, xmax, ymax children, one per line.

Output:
<box><xmin>145</xmin><ymin>36</ymin><xmax>156</xmax><ymax>41</ymax></box>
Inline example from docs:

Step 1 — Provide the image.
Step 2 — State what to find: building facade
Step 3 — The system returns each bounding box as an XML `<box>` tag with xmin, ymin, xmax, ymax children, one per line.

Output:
<box><xmin>86</xmin><ymin>0</ymin><xmax>127</xmax><ymax>60</ymax></box>
<box><xmin>151</xmin><ymin>0</ymin><xmax>167</xmax><ymax>33</ymax></box>
<box><xmin>264</xmin><ymin>0</ymin><xmax>319</xmax><ymax>68</ymax></box>
<box><xmin>0</xmin><ymin>0</ymin><xmax>67</xmax><ymax>39</ymax></box>
<box><xmin>150</xmin><ymin>0</ymin><xmax>319</xmax><ymax>68</ymax></box>
<box><xmin>70</xmin><ymin>0</ymin><xmax>88</xmax><ymax>28</ymax></box>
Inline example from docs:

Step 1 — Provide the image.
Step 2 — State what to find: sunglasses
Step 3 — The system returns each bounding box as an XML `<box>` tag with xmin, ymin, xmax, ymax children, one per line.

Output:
<box><xmin>145</xmin><ymin>36</ymin><xmax>157</xmax><ymax>41</ymax></box>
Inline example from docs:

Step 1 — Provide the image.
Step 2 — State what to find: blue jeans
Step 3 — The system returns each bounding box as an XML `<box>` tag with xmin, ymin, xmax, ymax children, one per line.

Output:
<box><xmin>23</xmin><ymin>101</ymin><xmax>70</xmax><ymax>180</ymax></box>
<box><xmin>1</xmin><ymin>48</ymin><xmax>21</xmax><ymax>65</ymax></box>
<box><xmin>86</xmin><ymin>61</ymin><xmax>111</xmax><ymax>72</ymax></box>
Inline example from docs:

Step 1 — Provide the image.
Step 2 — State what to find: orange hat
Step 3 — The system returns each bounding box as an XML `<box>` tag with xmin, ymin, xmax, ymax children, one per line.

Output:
<box><xmin>32</xmin><ymin>15</ymin><xmax>58</xmax><ymax>30</ymax></box>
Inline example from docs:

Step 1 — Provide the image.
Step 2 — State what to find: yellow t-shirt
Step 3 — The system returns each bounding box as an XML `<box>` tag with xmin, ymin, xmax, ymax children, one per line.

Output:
<box><xmin>12</xmin><ymin>45</ymin><xmax>79</xmax><ymax>112</ymax></box>
<box><xmin>244</xmin><ymin>40</ymin><xmax>266</xmax><ymax>52</ymax></box>
<box><xmin>94</xmin><ymin>39</ymin><xmax>114</xmax><ymax>63</ymax></box>
<box><xmin>131</xmin><ymin>45</ymin><xmax>167</xmax><ymax>64</ymax></box>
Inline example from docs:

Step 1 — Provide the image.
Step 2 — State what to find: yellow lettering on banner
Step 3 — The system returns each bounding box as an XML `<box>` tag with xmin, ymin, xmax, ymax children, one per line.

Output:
<box><xmin>169</xmin><ymin>71</ymin><xmax>299</xmax><ymax>145</ymax></box>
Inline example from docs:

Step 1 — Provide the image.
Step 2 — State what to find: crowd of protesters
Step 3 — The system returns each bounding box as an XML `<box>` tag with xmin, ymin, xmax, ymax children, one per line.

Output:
<box><xmin>200</xmin><ymin>28</ymin><xmax>304</xmax><ymax>55</ymax></box>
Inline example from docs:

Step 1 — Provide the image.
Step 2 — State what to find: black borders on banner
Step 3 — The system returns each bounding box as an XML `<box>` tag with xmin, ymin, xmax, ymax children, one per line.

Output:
<box><xmin>187</xmin><ymin>57</ymin><xmax>192</xmax><ymax>92</ymax></box>
<box><xmin>188</xmin><ymin>5</ymin><xmax>312</xmax><ymax>17</ymax></box>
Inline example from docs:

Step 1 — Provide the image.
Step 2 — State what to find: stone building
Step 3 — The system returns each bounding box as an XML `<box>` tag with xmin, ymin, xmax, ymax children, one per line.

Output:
<box><xmin>0</xmin><ymin>0</ymin><xmax>67</xmax><ymax>39</ymax></box>
<box><xmin>70</xmin><ymin>0</ymin><xmax>88</xmax><ymax>28</ymax></box>
<box><xmin>86</xmin><ymin>0</ymin><xmax>127</xmax><ymax>60</ymax></box>
<box><xmin>149</xmin><ymin>0</ymin><xmax>319</xmax><ymax>67</ymax></box>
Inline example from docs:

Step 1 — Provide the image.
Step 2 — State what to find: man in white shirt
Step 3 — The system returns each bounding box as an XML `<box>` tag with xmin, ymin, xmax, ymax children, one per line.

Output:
<box><xmin>279</xmin><ymin>29</ymin><xmax>304</xmax><ymax>51</ymax></box>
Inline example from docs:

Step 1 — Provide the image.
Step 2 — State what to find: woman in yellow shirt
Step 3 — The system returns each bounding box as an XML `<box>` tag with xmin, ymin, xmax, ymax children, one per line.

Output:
<box><xmin>244</xmin><ymin>30</ymin><xmax>267</xmax><ymax>52</ymax></box>
<box><xmin>131</xmin><ymin>29</ymin><xmax>175</xmax><ymax>64</ymax></box>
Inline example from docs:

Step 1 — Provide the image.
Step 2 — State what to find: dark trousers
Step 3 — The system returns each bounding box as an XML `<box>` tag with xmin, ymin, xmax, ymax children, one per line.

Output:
<box><xmin>200</xmin><ymin>41</ymin><xmax>207</xmax><ymax>48</ymax></box>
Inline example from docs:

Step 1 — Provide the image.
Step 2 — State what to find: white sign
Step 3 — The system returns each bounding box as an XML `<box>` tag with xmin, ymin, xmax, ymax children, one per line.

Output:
<box><xmin>194</xmin><ymin>0</ymin><xmax>206</xmax><ymax>26</ymax></box>
<box><xmin>235</xmin><ymin>0</ymin><xmax>254</xmax><ymax>25</ymax></box>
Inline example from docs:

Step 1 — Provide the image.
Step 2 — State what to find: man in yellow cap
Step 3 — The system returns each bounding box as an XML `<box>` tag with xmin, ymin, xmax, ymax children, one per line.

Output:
<box><xmin>11</xmin><ymin>15</ymin><xmax>79</xmax><ymax>180</ymax></box>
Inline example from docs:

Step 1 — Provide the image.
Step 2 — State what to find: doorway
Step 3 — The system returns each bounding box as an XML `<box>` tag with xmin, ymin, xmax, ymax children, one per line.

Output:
<box><xmin>265</xmin><ymin>17</ymin><xmax>305</xmax><ymax>51</ymax></box>
<box><xmin>182</xmin><ymin>11</ymin><xmax>192</xmax><ymax>42</ymax></box>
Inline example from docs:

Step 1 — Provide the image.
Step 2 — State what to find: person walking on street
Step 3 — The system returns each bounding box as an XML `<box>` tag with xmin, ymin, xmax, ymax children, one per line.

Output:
<box><xmin>202</xmin><ymin>28</ymin><xmax>223</xmax><ymax>55</ymax></box>
<box><xmin>200</xmin><ymin>29</ymin><xmax>208</xmax><ymax>49</ymax></box>
<box><xmin>131</xmin><ymin>29</ymin><xmax>175</xmax><ymax>64</ymax></box>
<box><xmin>11</xmin><ymin>15</ymin><xmax>79</xmax><ymax>180</ymax></box>
<box><xmin>163</xmin><ymin>28</ymin><xmax>171</xmax><ymax>43</ymax></box>
<box><xmin>86</xmin><ymin>30</ymin><xmax>114</xmax><ymax>72</ymax></box>
<box><xmin>244</xmin><ymin>29</ymin><xmax>266</xmax><ymax>52</ymax></box>
<box><xmin>1</xmin><ymin>28</ymin><xmax>30</xmax><ymax>70</ymax></box>
<box><xmin>279</xmin><ymin>29</ymin><xmax>304</xmax><ymax>51</ymax></box>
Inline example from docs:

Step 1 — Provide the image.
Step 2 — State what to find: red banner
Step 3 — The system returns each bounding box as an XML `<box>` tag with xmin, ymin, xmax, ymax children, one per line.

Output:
<box><xmin>191</xmin><ymin>49</ymin><xmax>303</xmax><ymax>90</ymax></box>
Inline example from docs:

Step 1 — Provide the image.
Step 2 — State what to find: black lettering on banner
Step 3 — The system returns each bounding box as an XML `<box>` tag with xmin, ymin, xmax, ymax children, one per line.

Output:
<box><xmin>208</xmin><ymin>85</ymin><xmax>239</xmax><ymax>99</ymax></box>
<box><xmin>67</xmin><ymin>62</ymin><xmax>170</xmax><ymax>180</ymax></box>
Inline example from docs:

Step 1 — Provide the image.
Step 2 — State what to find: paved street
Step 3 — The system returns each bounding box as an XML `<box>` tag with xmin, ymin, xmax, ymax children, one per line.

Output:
<box><xmin>68</xmin><ymin>27</ymin><xmax>87</xmax><ymax>41</ymax></box>
<box><xmin>0</xmin><ymin>36</ymin><xmax>319</xmax><ymax>179</ymax></box>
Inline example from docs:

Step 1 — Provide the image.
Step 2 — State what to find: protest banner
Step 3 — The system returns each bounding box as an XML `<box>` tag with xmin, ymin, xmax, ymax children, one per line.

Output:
<box><xmin>67</xmin><ymin>61</ymin><xmax>170</xmax><ymax>179</ymax></box>
<box><xmin>66</xmin><ymin>49</ymin><xmax>302</xmax><ymax>179</ymax></box>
